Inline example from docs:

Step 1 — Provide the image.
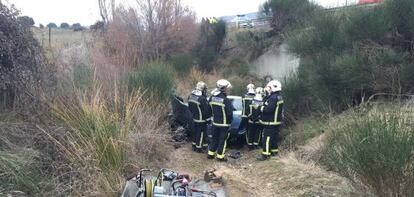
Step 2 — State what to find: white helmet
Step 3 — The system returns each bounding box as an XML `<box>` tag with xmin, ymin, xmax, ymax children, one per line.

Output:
<box><xmin>255</xmin><ymin>87</ymin><xmax>263</xmax><ymax>95</ymax></box>
<box><xmin>247</xmin><ymin>84</ymin><xmax>255</xmax><ymax>94</ymax></box>
<box><xmin>216</xmin><ymin>79</ymin><xmax>232</xmax><ymax>90</ymax></box>
<box><xmin>266</xmin><ymin>80</ymin><xmax>282</xmax><ymax>93</ymax></box>
<box><xmin>196</xmin><ymin>81</ymin><xmax>207</xmax><ymax>91</ymax></box>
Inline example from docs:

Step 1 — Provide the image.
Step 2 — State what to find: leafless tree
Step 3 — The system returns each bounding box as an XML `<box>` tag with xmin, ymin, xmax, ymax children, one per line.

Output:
<box><xmin>104</xmin><ymin>0</ymin><xmax>197</xmax><ymax>67</ymax></box>
<box><xmin>98</xmin><ymin>0</ymin><xmax>116</xmax><ymax>24</ymax></box>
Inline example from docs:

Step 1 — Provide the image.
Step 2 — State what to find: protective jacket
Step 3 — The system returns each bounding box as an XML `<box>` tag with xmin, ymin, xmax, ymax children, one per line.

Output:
<box><xmin>188</xmin><ymin>91</ymin><xmax>209</xmax><ymax>123</ymax></box>
<box><xmin>249</xmin><ymin>98</ymin><xmax>263</xmax><ymax>123</ymax></box>
<box><xmin>209</xmin><ymin>92</ymin><xmax>233</xmax><ymax>127</ymax></box>
<box><xmin>260</xmin><ymin>92</ymin><xmax>284</xmax><ymax>126</ymax></box>
<box><xmin>242</xmin><ymin>93</ymin><xmax>255</xmax><ymax>118</ymax></box>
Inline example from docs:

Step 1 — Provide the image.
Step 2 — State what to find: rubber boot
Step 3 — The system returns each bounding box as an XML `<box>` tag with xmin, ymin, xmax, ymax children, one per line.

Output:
<box><xmin>256</xmin><ymin>154</ymin><xmax>269</xmax><ymax>161</ymax></box>
<box><xmin>217</xmin><ymin>157</ymin><xmax>228</xmax><ymax>162</ymax></box>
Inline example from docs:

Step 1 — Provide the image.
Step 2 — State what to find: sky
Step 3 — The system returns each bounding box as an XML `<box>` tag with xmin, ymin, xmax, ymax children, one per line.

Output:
<box><xmin>7</xmin><ymin>0</ymin><xmax>357</xmax><ymax>26</ymax></box>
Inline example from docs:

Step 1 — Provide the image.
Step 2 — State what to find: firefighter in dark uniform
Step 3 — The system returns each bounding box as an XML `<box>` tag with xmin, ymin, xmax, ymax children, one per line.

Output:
<box><xmin>258</xmin><ymin>80</ymin><xmax>284</xmax><ymax>161</ymax></box>
<box><xmin>207</xmin><ymin>79</ymin><xmax>234</xmax><ymax>162</ymax></box>
<box><xmin>242</xmin><ymin>84</ymin><xmax>256</xmax><ymax>150</ymax></box>
<box><xmin>188</xmin><ymin>81</ymin><xmax>210</xmax><ymax>153</ymax></box>
<box><xmin>249</xmin><ymin>87</ymin><xmax>264</xmax><ymax>150</ymax></box>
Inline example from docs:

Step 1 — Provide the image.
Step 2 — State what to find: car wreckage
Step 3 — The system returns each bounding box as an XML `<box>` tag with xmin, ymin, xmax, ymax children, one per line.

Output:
<box><xmin>121</xmin><ymin>168</ymin><xmax>226</xmax><ymax>197</ymax></box>
<box><xmin>170</xmin><ymin>94</ymin><xmax>247</xmax><ymax>145</ymax></box>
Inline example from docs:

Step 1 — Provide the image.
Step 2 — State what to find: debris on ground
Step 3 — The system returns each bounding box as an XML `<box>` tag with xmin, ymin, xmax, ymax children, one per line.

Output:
<box><xmin>227</xmin><ymin>151</ymin><xmax>242</xmax><ymax>159</ymax></box>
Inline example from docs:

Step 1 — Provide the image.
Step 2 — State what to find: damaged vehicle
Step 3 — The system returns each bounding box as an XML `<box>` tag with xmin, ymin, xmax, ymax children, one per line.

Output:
<box><xmin>170</xmin><ymin>94</ymin><xmax>247</xmax><ymax>145</ymax></box>
<box><xmin>121</xmin><ymin>168</ymin><xmax>226</xmax><ymax>197</ymax></box>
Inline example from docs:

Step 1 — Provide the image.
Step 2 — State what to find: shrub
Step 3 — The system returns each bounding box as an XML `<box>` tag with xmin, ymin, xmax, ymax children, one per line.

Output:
<box><xmin>228</xmin><ymin>76</ymin><xmax>246</xmax><ymax>96</ymax></box>
<box><xmin>282</xmin><ymin>72</ymin><xmax>310</xmax><ymax>113</ymax></box>
<box><xmin>0</xmin><ymin>4</ymin><xmax>51</xmax><ymax>115</ymax></box>
<box><xmin>170</xmin><ymin>54</ymin><xmax>195</xmax><ymax>75</ymax></box>
<box><xmin>285</xmin><ymin>0</ymin><xmax>414</xmax><ymax>114</ymax></box>
<box><xmin>235</xmin><ymin>30</ymin><xmax>272</xmax><ymax>59</ymax></box>
<box><xmin>194</xmin><ymin>46</ymin><xmax>217</xmax><ymax>72</ymax></box>
<box><xmin>128</xmin><ymin>63</ymin><xmax>175</xmax><ymax>101</ymax></box>
<box><xmin>261</xmin><ymin>0</ymin><xmax>321</xmax><ymax>33</ymax></box>
<box><xmin>223</xmin><ymin>58</ymin><xmax>250</xmax><ymax>78</ymax></box>
<box><xmin>322</xmin><ymin>104</ymin><xmax>414</xmax><ymax>196</ymax></box>
<box><xmin>193</xmin><ymin>19</ymin><xmax>227</xmax><ymax>72</ymax></box>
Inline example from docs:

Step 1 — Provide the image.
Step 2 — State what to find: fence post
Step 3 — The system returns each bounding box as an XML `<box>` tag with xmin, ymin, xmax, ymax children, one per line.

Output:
<box><xmin>48</xmin><ymin>26</ymin><xmax>51</xmax><ymax>48</ymax></box>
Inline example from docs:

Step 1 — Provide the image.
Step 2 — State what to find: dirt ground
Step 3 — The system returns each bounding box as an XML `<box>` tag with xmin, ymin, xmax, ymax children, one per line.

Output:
<box><xmin>166</xmin><ymin>144</ymin><xmax>364</xmax><ymax>197</ymax></box>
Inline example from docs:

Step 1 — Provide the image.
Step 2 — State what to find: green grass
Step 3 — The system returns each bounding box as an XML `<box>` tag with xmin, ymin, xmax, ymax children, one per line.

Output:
<box><xmin>53</xmin><ymin>87</ymin><xmax>141</xmax><ymax>193</ymax></box>
<box><xmin>0</xmin><ymin>148</ymin><xmax>43</xmax><ymax>195</ymax></box>
<box><xmin>128</xmin><ymin>63</ymin><xmax>175</xmax><ymax>101</ymax></box>
<box><xmin>322</xmin><ymin>103</ymin><xmax>414</xmax><ymax>196</ymax></box>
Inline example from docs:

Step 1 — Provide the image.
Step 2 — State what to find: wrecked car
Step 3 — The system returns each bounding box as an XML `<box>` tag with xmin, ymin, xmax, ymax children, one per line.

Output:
<box><xmin>170</xmin><ymin>94</ymin><xmax>247</xmax><ymax>145</ymax></box>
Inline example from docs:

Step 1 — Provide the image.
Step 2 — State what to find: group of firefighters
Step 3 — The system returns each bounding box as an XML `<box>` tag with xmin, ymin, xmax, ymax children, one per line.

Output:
<box><xmin>188</xmin><ymin>79</ymin><xmax>284</xmax><ymax>161</ymax></box>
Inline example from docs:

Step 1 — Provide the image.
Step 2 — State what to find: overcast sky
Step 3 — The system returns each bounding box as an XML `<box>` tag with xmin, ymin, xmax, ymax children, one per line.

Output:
<box><xmin>8</xmin><ymin>0</ymin><xmax>357</xmax><ymax>26</ymax></box>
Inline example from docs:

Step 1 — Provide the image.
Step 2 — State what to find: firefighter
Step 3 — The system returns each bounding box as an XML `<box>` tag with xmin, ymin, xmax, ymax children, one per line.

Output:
<box><xmin>242</xmin><ymin>84</ymin><xmax>255</xmax><ymax>150</ymax></box>
<box><xmin>249</xmin><ymin>87</ymin><xmax>264</xmax><ymax>150</ymax></box>
<box><xmin>258</xmin><ymin>80</ymin><xmax>284</xmax><ymax>161</ymax></box>
<box><xmin>207</xmin><ymin>79</ymin><xmax>234</xmax><ymax>162</ymax></box>
<box><xmin>188</xmin><ymin>81</ymin><xmax>210</xmax><ymax>153</ymax></box>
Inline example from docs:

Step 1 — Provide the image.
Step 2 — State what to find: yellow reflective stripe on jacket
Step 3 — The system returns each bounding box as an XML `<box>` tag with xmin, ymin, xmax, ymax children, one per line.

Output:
<box><xmin>193</xmin><ymin>119</ymin><xmax>206</xmax><ymax>123</ymax></box>
<box><xmin>260</xmin><ymin>100</ymin><xmax>284</xmax><ymax>126</ymax></box>
<box><xmin>212</xmin><ymin>122</ymin><xmax>230</xmax><ymax>127</ymax></box>
<box><xmin>210</xmin><ymin>102</ymin><xmax>229</xmax><ymax>126</ymax></box>
<box><xmin>189</xmin><ymin>100</ymin><xmax>204</xmax><ymax>122</ymax></box>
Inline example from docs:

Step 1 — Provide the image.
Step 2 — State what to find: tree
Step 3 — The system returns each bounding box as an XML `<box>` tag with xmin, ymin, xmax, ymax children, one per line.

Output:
<box><xmin>104</xmin><ymin>0</ymin><xmax>198</xmax><ymax>66</ymax></box>
<box><xmin>261</xmin><ymin>0</ymin><xmax>320</xmax><ymax>34</ymax></box>
<box><xmin>39</xmin><ymin>24</ymin><xmax>44</xmax><ymax>28</ymax></box>
<box><xmin>71</xmin><ymin>23</ymin><xmax>81</xmax><ymax>29</ymax></box>
<box><xmin>98</xmin><ymin>0</ymin><xmax>116</xmax><ymax>24</ymax></box>
<box><xmin>60</xmin><ymin>22</ymin><xmax>70</xmax><ymax>28</ymax></box>
<box><xmin>47</xmin><ymin>22</ymin><xmax>57</xmax><ymax>28</ymax></box>
<box><xmin>18</xmin><ymin>16</ymin><xmax>34</xmax><ymax>27</ymax></box>
<box><xmin>90</xmin><ymin>21</ymin><xmax>105</xmax><ymax>32</ymax></box>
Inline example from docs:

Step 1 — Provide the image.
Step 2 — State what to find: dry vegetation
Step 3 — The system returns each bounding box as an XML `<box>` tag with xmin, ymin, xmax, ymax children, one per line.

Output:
<box><xmin>2</xmin><ymin>0</ymin><xmax>414</xmax><ymax>196</ymax></box>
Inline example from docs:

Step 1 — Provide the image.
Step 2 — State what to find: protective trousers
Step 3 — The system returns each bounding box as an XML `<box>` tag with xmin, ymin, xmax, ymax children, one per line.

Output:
<box><xmin>192</xmin><ymin>122</ymin><xmax>208</xmax><ymax>150</ymax></box>
<box><xmin>247</xmin><ymin>122</ymin><xmax>262</xmax><ymax>147</ymax></box>
<box><xmin>208</xmin><ymin>126</ymin><xmax>230</xmax><ymax>159</ymax></box>
<box><xmin>261</xmin><ymin>125</ymin><xmax>280</xmax><ymax>156</ymax></box>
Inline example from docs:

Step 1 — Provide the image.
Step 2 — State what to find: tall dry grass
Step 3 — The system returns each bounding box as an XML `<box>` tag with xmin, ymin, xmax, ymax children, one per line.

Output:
<box><xmin>49</xmin><ymin>69</ymin><xmax>170</xmax><ymax>195</ymax></box>
<box><xmin>322</xmin><ymin>102</ymin><xmax>414</xmax><ymax>196</ymax></box>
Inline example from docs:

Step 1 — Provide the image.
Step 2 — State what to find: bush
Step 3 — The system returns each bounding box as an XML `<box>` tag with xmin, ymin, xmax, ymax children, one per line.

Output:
<box><xmin>128</xmin><ymin>63</ymin><xmax>175</xmax><ymax>101</ymax></box>
<box><xmin>285</xmin><ymin>0</ymin><xmax>414</xmax><ymax>114</ymax></box>
<box><xmin>261</xmin><ymin>0</ymin><xmax>321</xmax><ymax>33</ymax></box>
<box><xmin>282</xmin><ymin>72</ymin><xmax>310</xmax><ymax>113</ymax></box>
<box><xmin>322</xmin><ymin>104</ymin><xmax>414</xmax><ymax>196</ymax></box>
<box><xmin>193</xmin><ymin>19</ymin><xmax>227</xmax><ymax>72</ymax></box>
<box><xmin>170</xmin><ymin>54</ymin><xmax>195</xmax><ymax>75</ymax></box>
<box><xmin>228</xmin><ymin>76</ymin><xmax>246</xmax><ymax>96</ymax></box>
<box><xmin>235</xmin><ymin>30</ymin><xmax>272</xmax><ymax>59</ymax></box>
<box><xmin>0</xmin><ymin>4</ymin><xmax>50</xmax><ymax>115</ymax></box>
<box><xmin>223</xmin><ymin>58</ymin><xmax>250</xmax><ymax>78</ymax></box>
<box><xmin>194</xmin><ymin>46</ymin><xmax>217</xmax><ymax>72</ymax></box>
